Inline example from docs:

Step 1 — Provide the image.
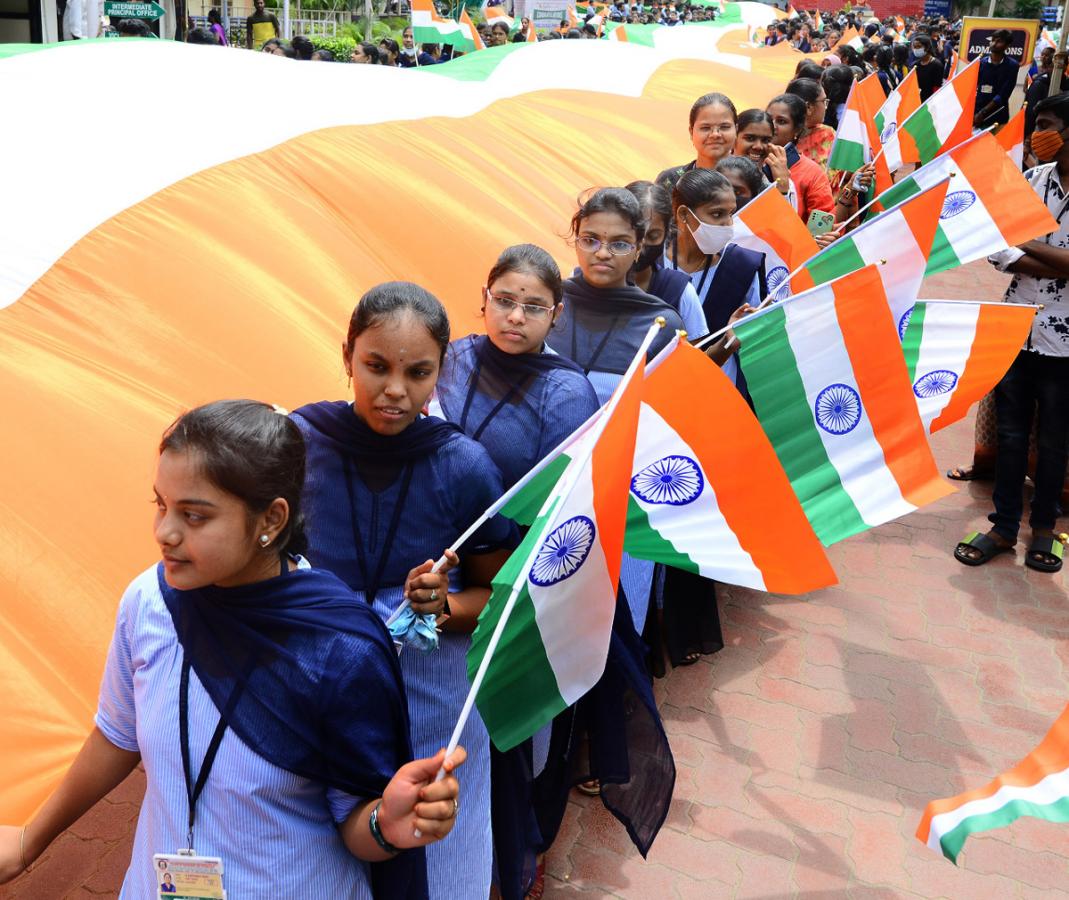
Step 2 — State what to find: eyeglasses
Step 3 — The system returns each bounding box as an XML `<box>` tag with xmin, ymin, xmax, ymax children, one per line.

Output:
<box><xmin>575</xmin><ymin>236</ymin><xmax>637</xmax><ymax>256</ymax></box>
<box><xmin>693</xmin><ymin>124</ymin><xmax>736</xmax><ymax>136</ymax></box>
<box><xmin>486</xmin><ymin>292</ymin><xmax>554</xmax><ymax>319</ymax></box>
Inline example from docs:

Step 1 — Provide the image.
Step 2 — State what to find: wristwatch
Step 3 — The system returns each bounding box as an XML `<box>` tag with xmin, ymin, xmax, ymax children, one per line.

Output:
<box><xmin>775</xmin><ymin>175</ymin><xmax>789</xmax><ymax>192</ymax></box>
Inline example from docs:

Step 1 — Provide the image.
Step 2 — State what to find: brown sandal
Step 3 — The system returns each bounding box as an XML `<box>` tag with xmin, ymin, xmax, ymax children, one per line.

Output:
<box><xmin>576</xmin><ymin>778</ymin><xmax>601</xmax><ymax>796</ymax></box>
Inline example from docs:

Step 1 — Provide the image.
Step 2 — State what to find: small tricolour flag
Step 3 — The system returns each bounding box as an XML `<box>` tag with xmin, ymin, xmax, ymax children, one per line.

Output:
<box><xmin>732</xmin><ymin>184</ymin><xmax>818</xmax><ymax>299</ymax></box>
<box><xmin>897</xmin><ymin>59</ymin><xmax>979</xmax><ymax>166</ymax></box>
<box><xmin>460</xmin><ymin>8</ymin><xmax>485</xmax><ymax>50</ymax></box>
<box><xmin>467</xmin><ymin>323</ymin><xmax>647</xmax><ymax>752</ymax></box>
<box><xmin>625</xmin><ymin>340</ymin><xmax>836</xmax><ymax>593</ymax></box>
<box><xmin>411</xmin><ymin>0</ymin><xmax>477</xmax><ymax>49</ymax></box>
<box><xmin>997</xmin><ymin>104</ymin><xmax>1026</xmax><ymax>169</ymax></box>
<box><xmin>875</xmin><ymin>130</ymin><xmax>1059</xmax><ymax>277</ymax></box>
<box><xmin>875</xmin><ymin>66</ymin><xmax>921</xmax><ymax>172</ymax></box>
<box><xmin>901</xmin><ymin>299</ymin><xmax>1037</xmax><ymax>433</ymax></box>
<box><xmin>735</xmin><ymin>265</ymin><xmax>952</xmax><ymax>546</ymax></box>
<box><xmin>484</xmin><ymin>6</ymin><xmax>514</xmax><ymax>29</ymax></box>
<box><xmin>828</xmin><ymin>74</ymin><xmax>893</xmax><ymax>196</ymax></box>
<box><xmin>803</xmin><ymin>179</ymin><xmax>948</xmax><ymax>333</ymax></box>
<box><xmin>608</xmin><ymin>22</ymin><xmax>629</xmax><ymax>41</ymax></box>
<box><xmin>918</xmin><ymin>703</ymin><xmax>1069</xmax><ymax>864</ymax></box>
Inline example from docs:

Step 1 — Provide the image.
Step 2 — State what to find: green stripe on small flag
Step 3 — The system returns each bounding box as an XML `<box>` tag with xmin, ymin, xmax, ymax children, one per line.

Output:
<box><xmin>901</xmin><ymin>300</ymin><xmax>927</xmax><ymax>381</ymax></box>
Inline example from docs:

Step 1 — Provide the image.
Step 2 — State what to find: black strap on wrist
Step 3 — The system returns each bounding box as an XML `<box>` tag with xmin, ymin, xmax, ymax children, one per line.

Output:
<box><xmin>369</xmin><ymin>801</ymin><xmax>402</xmax><ymax>855</ymax></box>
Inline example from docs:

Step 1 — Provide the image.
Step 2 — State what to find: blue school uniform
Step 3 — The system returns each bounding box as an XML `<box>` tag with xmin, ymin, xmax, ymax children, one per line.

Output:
<box><xmin>293</xmin><ymin>403</ymin><xmax>514</xmax><ymax>900</ymax></box>
<box><xmin>434</xmin><ymin>334</ymin><xmax>600</xmax><ymax>490</ymax></box>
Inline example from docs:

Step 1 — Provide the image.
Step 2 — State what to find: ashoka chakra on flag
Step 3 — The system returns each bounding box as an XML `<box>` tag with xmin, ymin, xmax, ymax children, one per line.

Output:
<box><xmin>529</xmin><ymin>515</ymin><xmax>596</xmax><ymax>587</ymax></box>
<box><xmin>631</xmin><ymin>455</ymin><xmax>704</xmax><ymax>506</ymax></box>
<box><xmin>940</xmin><ymin>190</ymin><xmax>977</xmax><ymax>220</ymax></box>
<box><xmin>898</xmin><ymin>305</ymin><xmax>914</xmax><ymax>340</ymax></box>
<box><xmin>815</xmin><ymin>383</ymin><xmax>863</xmax><ymax>435</ymax></box>
<box><xmin>766</xmin><ymin>265</ymin><xmax>790</xmax><ymax>294</ymax></box>
<box><xmin>881</xmin><ymin>121</ymin><xmax>897</xmax><ymax>143</ymax></box>
<box><xmin>913</xmin><ymin>369</ymin><xmax>959</xmax><ymax>398</ymax></box>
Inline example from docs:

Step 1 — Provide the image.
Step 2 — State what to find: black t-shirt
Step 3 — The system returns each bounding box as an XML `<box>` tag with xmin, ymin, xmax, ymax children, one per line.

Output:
<box><xmin>915</xmin><ymin>57</ymin><xmax>944</xmax><ymax>101</ymax></box>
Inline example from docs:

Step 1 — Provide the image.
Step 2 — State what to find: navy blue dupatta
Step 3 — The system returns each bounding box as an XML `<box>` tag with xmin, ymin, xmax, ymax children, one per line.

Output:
<box><xmin>158</xmin><ymin>563</ymin><xmax>427</xmax><ymax>898</ymax></box>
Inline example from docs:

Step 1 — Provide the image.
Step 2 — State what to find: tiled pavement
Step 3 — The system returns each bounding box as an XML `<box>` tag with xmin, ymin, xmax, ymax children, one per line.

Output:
<box><xmin>5</xmin><ymin>260</ymin><xmax>1068</xmax><ymax>899</ymax></box>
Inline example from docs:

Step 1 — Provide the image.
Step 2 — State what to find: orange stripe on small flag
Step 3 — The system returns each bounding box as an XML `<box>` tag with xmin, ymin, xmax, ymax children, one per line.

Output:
<box><xmin>591</xmin><ymin>361</ymin><xmax>644</xmax><ymax>587</ymax></box>
<box><xmin>833</xmin><ymin>268</ymin><xmax>951</xmax><ymax>509</ymax></box>
<box><xmin>901</xmin><ymin>179</ymin><xmax>948</xmax><ymax>262</ymax></box>
<box><xmin>930</xmin><ymin>304</ymin><xmax>1035</xmax><ymax>432</ymax></box>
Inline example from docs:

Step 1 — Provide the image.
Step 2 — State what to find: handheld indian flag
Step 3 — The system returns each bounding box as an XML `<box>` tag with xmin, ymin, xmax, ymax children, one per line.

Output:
<box><xmin>875</xmin><ymin>66</ymin><xmax>921</xmax><ymax>172</ymax></box>
<box><xmin>828</xmin><ymin>75</ymin><xmax>893</xmax><ymax>195</ymax></box>
<box><xmin>460</xmin><ymin>8</ymin><xmax>486</xmax><ymax>50</ymax></box>
<box><xmin>894</xmin><ymin>15</ymin><xmax>905</xmax><ymax>33</ymax></box>
<box><xmin>835</xmin><ymin>26</ymin><xmax>865</xmax><ymax>52</ymax></box>
<box><xmin>524</xmin><ymin>17</ymin><xmax>537</xmax><ymax>41</ymax></box>
<box><xmin>463</xmin><ymin>322</ymin><xmax>651</xmax><ymax>753</ymax></box>
<box><xmin>918</xmin><ymin>703</ymin><xmax>1069</xmax><ymax>864</ymax></box>
<box><xmin>997</xmin><ymin>104</ymin><xmax>1026</xmax><ymax>170</ymax></box>
<box><xmin>814</xmin><ymin>11</ymin><xmax>823</xmax><ymax>30</ymax></box>
<box><xmin>608</xmin><ymin>22</ymin><xmax>629</xmax><ymax>41</ymax></box>
<box><xmin>625</xmin><ymin>340</ymin><xmax>836</xmax><ymax>593</ymax></box>
<box><xmin>563</xmin><ymin>5</ymin><xmax>579</xmax><ymax>31</ymax></box>
<box><xmin>803</xmin><ymin>179</ymin><xmax>948</xmax><ymax>333</ymax></box>
<box><xmin>411</xmin><ymin>0</ymin><xmax>478</xmax><ymax>49</ymax></box>
<box><xmin>732</xmin><ymin>184</ymin><xmax>818</xmax><ymax>299</ymax></box>
<box><xmin>897</xmin><ymin>59</ymin><xmax>979</xmax><ymax>166</ymax></box>
<box><xmin>875</xmin><ymin>131</ymin><xmax>1059</xmax><ymax>277</ymax></box>
<box><xmin>901</xmin><ymin>299</ymin><xmax>1037</xmax><ymax>433</ymax></box>
<box><xmin>484</xmin><ymin>6</ymin><xmax>514</xmax><ymax>29</ymax></box>
<box><xmin>734</xmin><ymin>265</ymin><xmax>952</xmax><ymax>546</ymax></box>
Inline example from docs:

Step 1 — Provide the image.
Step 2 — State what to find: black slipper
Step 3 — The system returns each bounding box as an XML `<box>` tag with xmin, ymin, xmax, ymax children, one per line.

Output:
<box><xmin>1025</xmin><ymin>535</ymin><xmax>1064</xmax><ymax>573</ymax></box>
<box><xmin>954</xmin><ymin>531</ymin><xmax>1013</xmax><ymax>567</ymax></box>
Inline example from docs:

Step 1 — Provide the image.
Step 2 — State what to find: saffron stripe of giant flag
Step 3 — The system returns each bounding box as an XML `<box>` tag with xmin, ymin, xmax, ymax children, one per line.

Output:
<box><xmin>0</xmin><ymin>19</ymin><xmax>1062</xmax><ymax>861</ymax></box>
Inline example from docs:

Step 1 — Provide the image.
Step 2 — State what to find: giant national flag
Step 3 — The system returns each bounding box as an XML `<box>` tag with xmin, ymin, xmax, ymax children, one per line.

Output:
<box><xmin>901</xmin><ymin>300</ymin><xmax>1037</xmax><ymax>433</ymax></box>
<box><xmin>876</xmin><ymin>131</ymin><xmax>1059</xmax><ymax>276</ymax></box>
<box><xmin>624</xmin><ymin>340</ymin><xmax>836</xmax><ymax>593</ymax></box>
<box><xmin>732</xmin><ymin>183</ymin><xmax>818</xmax><ymax>298</ymax></box>
<box><xmin>875</xmin><ymin>66</ymin><xmax>921</xmax><ymax>172</ymax></box>
<box><xmin>897</xmin><ymin>59</ymin><xmax>980</xmax><ymax>165</ymax></box>
<box><xmin>734</xmin><ymin>265</ymin><xmax>952</xmax><ymax>545</ymax></box>
<box><xmin>919</xmin><ymin>703</ymin><xmax>1069</xmax><ymax>864</ymax></box>
<box><xmin>0</xmin><ymin>23</ymin><xmax>860</xmax><ymax>826</ymax></box>
<box><xmin>803</xmin><ymin>179</ymin><xmax>948</xmax><ymax>330</ymax></box>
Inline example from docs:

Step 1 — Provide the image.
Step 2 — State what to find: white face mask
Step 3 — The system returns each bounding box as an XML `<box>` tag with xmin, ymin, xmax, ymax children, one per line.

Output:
<box><xmin>685</xmin><ymin>211</ymin><xmax>734</xmax><ymax>256</ymax></box>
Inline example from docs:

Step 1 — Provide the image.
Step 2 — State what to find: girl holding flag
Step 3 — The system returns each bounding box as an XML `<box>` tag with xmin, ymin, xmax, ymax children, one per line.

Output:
<box><xmin>292</xmin><ymin>283</ymin><xmax>515</xmax><ymax>900</ymax></box>
<box><xmin>766</xmin><ymin>93</ymin><xmax>835</xmax><ymax>225</ymax></box>
<box><xmin>0</xmin><ymin>400</ymin><xmax>466</xmax><ymax>897</ymax></box>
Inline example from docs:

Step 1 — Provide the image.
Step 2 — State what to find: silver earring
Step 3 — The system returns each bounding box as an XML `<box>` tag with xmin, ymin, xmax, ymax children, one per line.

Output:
<box><xmin>259</xmin><ymin>534</ymin><xmax>270</xmax><ymax>547</ymax></box>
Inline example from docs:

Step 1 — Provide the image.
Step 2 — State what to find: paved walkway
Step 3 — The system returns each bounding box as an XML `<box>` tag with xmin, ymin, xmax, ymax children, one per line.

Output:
<box><xmin>5</xmin><ymin>261</ymin><xmax>1068</xmax><ymax>899</ymax></box>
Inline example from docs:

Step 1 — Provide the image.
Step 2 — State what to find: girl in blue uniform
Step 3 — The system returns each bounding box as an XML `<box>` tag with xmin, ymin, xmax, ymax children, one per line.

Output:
<box><xmin>434</xmin><ymin>244</ymin><xmax>600</xmax><ymax>491</ymax></box>
<box><xmin>434</xmin><ymin>245</ymin><xmax>601</xmax><ymax>900</ymax></box>
<box><xmin>292</xmin><ymin>283</ymin><xmax>514</xmax><ymax>900</ymax></box>
<box><xmin>0</xmin><ymin>400</ymin><xmax>465</xmax><ymax>898</ymax></box>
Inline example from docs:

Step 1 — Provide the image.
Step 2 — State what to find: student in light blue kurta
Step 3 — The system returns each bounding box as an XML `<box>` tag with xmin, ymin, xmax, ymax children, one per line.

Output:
<box><xmin>0</xmin><ymin>400</ymin><xmax>465</xmax><ymax>898</ymax></box>
<box><xmin>293</xmin><ymin>283</ymin><xmax>515</xmax><ymax>900</ymax></box>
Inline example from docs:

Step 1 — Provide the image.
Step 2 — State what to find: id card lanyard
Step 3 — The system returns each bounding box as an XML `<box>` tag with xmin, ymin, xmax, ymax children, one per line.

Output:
<box><xmin>178</xmin><ymin>658</ymin><xmax>227</xmax><ymax>853</ymax></box>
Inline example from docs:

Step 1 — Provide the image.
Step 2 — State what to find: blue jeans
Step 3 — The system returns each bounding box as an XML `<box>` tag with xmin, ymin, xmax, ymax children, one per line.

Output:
<box><xmin>989</xmin><ymin>351</ymin><xmax>1069</xmax><ymax>542</ymax></box>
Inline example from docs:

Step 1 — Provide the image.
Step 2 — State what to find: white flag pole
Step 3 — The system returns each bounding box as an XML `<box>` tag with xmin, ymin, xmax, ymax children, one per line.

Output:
<box><xmin>414</xmin><ymin>318</ymin><xmax>667</xmax><ymax>808</ymax></box>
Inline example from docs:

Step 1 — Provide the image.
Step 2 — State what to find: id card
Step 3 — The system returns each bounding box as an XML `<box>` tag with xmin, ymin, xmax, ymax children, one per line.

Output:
<box><xmin>153</xmin><ymin>853</ymin><xmax>226</xmax><ymax>899</ymax></box>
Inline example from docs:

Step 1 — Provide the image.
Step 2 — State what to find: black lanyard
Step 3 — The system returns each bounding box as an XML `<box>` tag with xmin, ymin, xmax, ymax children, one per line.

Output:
<box><xmin>458</xmin><ymin>357</ymin><xmax>531</xmax><ymax>441</ymax></box>
<box><xmin>179</xmin><ymin>659</ymin><xmax>227</xmax><ymax>852</ymax></box>
<box><xmin>345</xmin><ymin>458</ymin><xmax>415</xmax><ymax>605</ymax></box>
<box><xmin>670</xmin><ymin>238</ymin><xmax>714</xmax><ymax>300</ymax></box>
<box><xmin>571</xmin><ymin>310</ymin><xmax>623</xmax><ymax>376</ymax></box>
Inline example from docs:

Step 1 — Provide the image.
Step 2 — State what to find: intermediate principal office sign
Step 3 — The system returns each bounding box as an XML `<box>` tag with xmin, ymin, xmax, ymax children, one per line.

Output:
<box><xmin>533</xmin><ymin>7</ymin><xmax>569</xmax><ymax>29</ymax></box>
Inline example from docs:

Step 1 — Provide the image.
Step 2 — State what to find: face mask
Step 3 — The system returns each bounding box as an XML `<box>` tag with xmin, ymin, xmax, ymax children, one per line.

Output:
<box><xmin>1032</xmin><ymin>128</ymin><xmax>1065</xmax><ymax>162</ymax></box>
<box><xmin>635</xmin><ymin>241</ymin><xmax>664</xmax><ymax>271</ymax></box>
<box><xmin>684</xmin><ymin>209</ymin><xmax>734</xmax><ymax>256</ymax></box>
